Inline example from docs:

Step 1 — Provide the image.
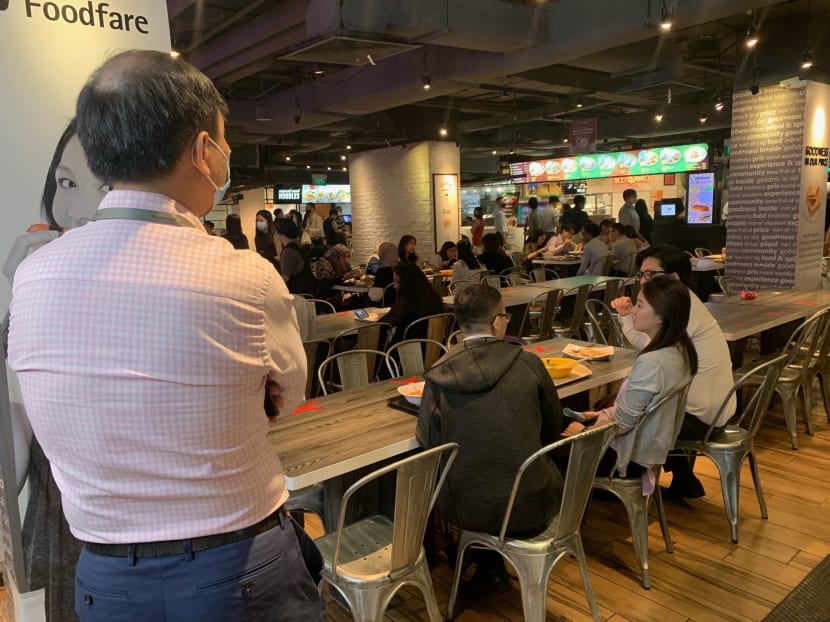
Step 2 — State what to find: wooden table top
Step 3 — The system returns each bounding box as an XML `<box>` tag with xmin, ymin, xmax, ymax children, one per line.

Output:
<box><xmin>310</xmin><ymin>310</ymin><xmax>391</xmax><ymax>340</ymax></box>
<box><xmin>527</xmin><ymin>274</ymin><xmax>623</xmax><ymax>292</ymax></box>
<box><xmin>716</xmin><ymin>289</ymin><xmax>830</xmax><ymax>309</ymax></box>
<box><xmin>269</xmin><ymin>337</ymin><xmax>637</xmax><ymax>490</ymax></box>
<box><xmin>442</xmin><ymin>276</ymin><xmax>624</xmax><ymax>308</ymax></box>
<box><xmin>704</xmin><ymin>301</ymin><xmax>809</xmax><ymax>341</ymax></box>
<box><xmin>532</xmin><ymin>257</ymin><xmax>583</xmax><ymax>266</ymax></box>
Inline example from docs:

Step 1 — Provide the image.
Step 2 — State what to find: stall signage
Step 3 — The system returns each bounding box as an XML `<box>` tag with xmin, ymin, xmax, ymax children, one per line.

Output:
<box><xmin>510</xmin><ymin>142</ymin><xmax>709</xmax><ymax>182</ymax></box>
<box><xmin>301</xmin><ymin>184</ymin><xmax>351</xmax><ymax>203</ymax></box>
<box><xmin>611</xmin><ymin>175</ymin><xmax>651</xmax><ymax>185</ymax></box>
<box><xmin>311</xmin><ymin>175</ymin><xmax>327</xmax><ymax>185</ymax></box>
<box><xmin>276</xmin><ymin>187</ymin><xmax>301</xmax><ymax>203</ymax></box>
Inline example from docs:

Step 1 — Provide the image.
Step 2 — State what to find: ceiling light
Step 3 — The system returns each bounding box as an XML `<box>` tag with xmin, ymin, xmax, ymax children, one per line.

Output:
<box><xmin>305</xmin><ymin>165</ymin><xmax>310</xmax><ymax>169</ymax></box>
<box><xmin>255</xmin><ymin>106</ymin><xmax>270</xmax><ymax>122</ymax></box>
<box><xmin>509</xmin><ymin>149</ymin><xmax>515</xmax><ymax>155</ymax></box>
<box><xmin>492</xmin><ymin>149</ymin><xmax>497</xmax><ymax>155</ymax></box>
<box><xmin>801</xmin><ymin>49</ymin><xmax>814</xmax><ymax>70</ymax></box>
<box><xmin>713</xmin><ymin>97</ymin><xmax>725</xmax><ymax>112</ymax></box>
<box><xmin>342</xmin><ymin>166</ymin><xmax>347</xmax><ymax>172</ymax></box>
<box><xmin>563</xmin><ymin>137</ymin><xmax>569</xmax><ymax>143</ymax></box>
<box><xmin>745</xmin><ymin>25</ymin><xmax>759</xmax><ymax>48</ymax></box>
<box><xmin>327</xmin><ymin>166</ymin><xmax>332</xmax><ymax>171</ymax></box>
<box><xmin>699</xmin><ymin>112</ymin><xmax>708</xmax><ymax>124</ymax></box>
<box><xmin>576</xmin><ymin>97</ymin><xmax>584</xmax><ymax>108</ymax></box>
<box><xmin>654</xmin><ymin>112</ymin><xmax>664</xmax><ymax>122</ymax></box>
<box><xmin>285</xmin><ymin>156</ymin><xmax>291</xmax><ymax>161</ymax></box>
<box><xmin>346</xmin><ymin>144</ymin><xmax>352</xmax><ymax>150</ymax></box>
<box><xmin>659</xmin><ymin>4</ymin><xmax>673</xmax><ymax>31</ymax></box>
<box><xmin>340</xmin><ymin>154</ymin><xmax>346</xmax><ymax>161</ymax></box>
<box><xmin>169</xmin><ymin>49</ymin><xmax>180</xmax><ymax>59</ymax></box>
<box><xmin>313</xmin><ymin>63</ymin><xmax>324</xmax><ymax>75</ymax></box>
<box><xmin>439</xmin><ymin>125</ymin><xmax>448</xmax><ymax>137</ymax></box>
<box><xmin>422</xmin><ymin>75</ymin><xmax>431</xmax><ymax>90</ymax></box>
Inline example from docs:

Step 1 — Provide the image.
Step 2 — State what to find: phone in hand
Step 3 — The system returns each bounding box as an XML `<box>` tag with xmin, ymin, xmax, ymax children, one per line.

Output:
<box><xmin>563</xmin><ymin>407</ymin><xmax>585</xmax><ymax>422</ymax></box>
<box><xmin>354</xmin><ymin>308</ymin><xmax>369</xmax><ymax>319</ymax></box>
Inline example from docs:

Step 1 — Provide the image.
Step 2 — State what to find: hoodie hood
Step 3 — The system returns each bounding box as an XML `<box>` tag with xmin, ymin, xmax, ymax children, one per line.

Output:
<box><xmin>424</xmin><ymin>338</ymin><xmax>522</xmax><ymax>394</ymax></box>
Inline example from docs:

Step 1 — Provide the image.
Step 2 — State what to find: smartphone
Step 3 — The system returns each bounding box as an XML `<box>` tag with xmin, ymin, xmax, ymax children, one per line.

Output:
<box><xmin>563</xmin><ymin>407</ymin><xmax>585</xmax><ymax>422</ymax></box>
<box><xmin>354</xmin><ymin>308</ymin><xmax>369</xmax><ymax>319</ymax></box>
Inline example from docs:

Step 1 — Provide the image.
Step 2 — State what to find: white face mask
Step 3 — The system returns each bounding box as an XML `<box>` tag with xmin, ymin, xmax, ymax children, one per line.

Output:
<box><xmin>194</xmin><ymin>137</ymin><xmax>231</xmax><ymax>205</ymax></box>
<box><xmin>256</xmin><ymin>221</ymin><xmax>267</xmax><ymax>232</ymax></box>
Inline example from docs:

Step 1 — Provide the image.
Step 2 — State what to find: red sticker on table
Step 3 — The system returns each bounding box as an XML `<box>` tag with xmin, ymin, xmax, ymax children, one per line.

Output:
<box><xmin>390</xmin><ymin>376</ymin><xmax>420</xmax><ymax>385</ymax></box>
<box><xmin>796</xmin><ymin>300</ymin><xmax>817</xmax><ymax>306</ymax></box>
<box><xmin>293</xmin><ymin>400</ymin><xmax>323</xmax><ymax>416</ymax></box>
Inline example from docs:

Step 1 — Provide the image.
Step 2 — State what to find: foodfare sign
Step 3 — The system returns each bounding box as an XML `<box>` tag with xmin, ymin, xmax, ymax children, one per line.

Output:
<box><xmin>511</xmin><ymin>143</ymin><xmax>709</xmax><ymax>182</ymax></box>
<box><xmin>5</xmin><ymin>1</ymin><xmax>152</xmax><ymax>33</ymax></box>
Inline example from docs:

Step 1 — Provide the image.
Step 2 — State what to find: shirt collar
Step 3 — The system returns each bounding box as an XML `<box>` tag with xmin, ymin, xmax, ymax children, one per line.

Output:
<box><xmin>97</xmin><ymin>190</ymin><xmax>205</xmax><ymax>231</ymax></box>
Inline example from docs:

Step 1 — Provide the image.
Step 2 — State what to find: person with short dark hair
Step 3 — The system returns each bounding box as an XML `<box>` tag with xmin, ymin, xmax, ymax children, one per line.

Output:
<box><xmin>562</xmin><ymin>194</ymin><xmax>590</xmax><ymax>232</ymax></box>
<box><xmin>302</xmin><ymin>202</ymin><xmax>324</xmax><ymax>241</ymax></box>
<box><xmin>324</xmin><ymin>205</ymin><xmax>347</xmax><ymax>246</ymax></box>
<box><xmin>598</xmin><ymin>218</ymin><xmax>614</xmax><ymax>245</ymax></box>
<box><xmin>417</xmin><ymin>284</ymin><xmax>564</xmax><ymax>594</ymax></box>
<box><xmin>223</xmin><ymin>212</ymin><xmax>249</xmax><ymax>249</ymax></box>
<box><xmin>635</xmin><ymin>198</ymin><xmax>653</xmax><ymax>243</ymax></box>
<box><xmin>8</xmin><ymin>50</ymin><xmax>323</xmax><ymax>621</ymax></box>
<box><xmin>619</xmin><ymin>188</ymin><xmax>640</xmax><ymax>232</ymax></box>
<box><xmin>493</xmin><ymin>196</ymin><xmax>508</xmax><ymax>238</ymax></box>
<box><xmin>477</xmin><ymin>232</ymin><xmax>512</xmax><ymax>275</ymax></box>
<box><xmin>611</xmin><ymin>245</ymin><xmax>736</xmax><ymax>499</ymax></box>
<box><xmin>624</xmin><ymin>224</ymin><xmax>649</xmax><ymax>251</ymax></box>
<box><xmin>577</xmin><ymin>221</ymin><xmax>608</xmax><ymax>275</ymax></box>
<box><xmin>609</xmin><ymin>222</ymin><xmax>637</xmax><ymax>276</ymax></box>
<box><xmin>275</xmin><ymin>218</ymin><xmax>319</xmax><ymax>297</ymax></box>
<box><xmin>525</xmin><ymin>196</ymin><xmax>542</xmax><ymax>243</ymax></box>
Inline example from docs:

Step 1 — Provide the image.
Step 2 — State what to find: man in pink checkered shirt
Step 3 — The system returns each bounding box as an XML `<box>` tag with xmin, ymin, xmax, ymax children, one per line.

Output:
<box><xmin>8</xmin><ymin>50</ymin><xmax>324</xmax><ymax>621</ymax></box>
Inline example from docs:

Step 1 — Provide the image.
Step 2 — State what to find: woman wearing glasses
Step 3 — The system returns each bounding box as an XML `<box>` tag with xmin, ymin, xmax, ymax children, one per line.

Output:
<box><xmin>610</xmin><ymin>245</ymin><xmax>735</xmax><ymax>500</ymax></box>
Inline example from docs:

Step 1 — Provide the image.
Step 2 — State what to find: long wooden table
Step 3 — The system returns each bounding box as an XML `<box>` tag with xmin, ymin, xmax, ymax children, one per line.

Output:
<box><xmin>310</xmin><ymin>308</ymin><xmax>391</xmax><ymax>340</ymax></box>
<box><xmin>442</xmin><ymin>275</ymin><xmax>623</xmax><ymax>309</ymax></box>
<box><xmin>705</xmin><ymin>301</ymin><xmax>811</xmax><ymax>342</ymax></box>
<box><xmin>269</xmin><ymin>337</ymin><xmax>637</xmax><ymax>493</ymax></box>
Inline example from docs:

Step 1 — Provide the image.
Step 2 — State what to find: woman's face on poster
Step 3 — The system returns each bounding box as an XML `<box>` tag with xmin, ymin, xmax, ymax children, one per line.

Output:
<box><xmin>52</xmin><ymin>136</ymin><xmax>109</xmax><ymax>229</ymax></box>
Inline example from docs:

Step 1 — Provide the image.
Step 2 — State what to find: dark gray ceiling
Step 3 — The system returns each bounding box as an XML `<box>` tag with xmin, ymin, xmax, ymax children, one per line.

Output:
<box><xmin>168</xmin><ymin>0</ymin><xmax>829</xmax><ymax>186</ymax></box>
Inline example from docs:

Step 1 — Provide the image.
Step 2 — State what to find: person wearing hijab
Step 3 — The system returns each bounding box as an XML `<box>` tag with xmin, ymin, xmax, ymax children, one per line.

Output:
<box><xmin>315</xmin><ymin>244</ymin><xmax>362</xmax><ymax>308</ymax></box>
<box><xmin>370</xmin><ymin>241</ymin><xmax>401</xmax><ymax>305</ymax></box>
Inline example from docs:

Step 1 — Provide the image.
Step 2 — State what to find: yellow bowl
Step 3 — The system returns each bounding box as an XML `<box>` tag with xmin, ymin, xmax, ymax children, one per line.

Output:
<box><xmin>541</xmin><ymin>357</ymin><xmax>579</xmax><ymax>379</ymax></box>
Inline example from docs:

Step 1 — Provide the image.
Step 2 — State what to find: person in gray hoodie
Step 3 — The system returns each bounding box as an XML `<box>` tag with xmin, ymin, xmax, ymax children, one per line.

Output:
<box><xmin>417</xmin><ymin>284</ymin><xmax>564</xmax><ymax>593</ymax></box>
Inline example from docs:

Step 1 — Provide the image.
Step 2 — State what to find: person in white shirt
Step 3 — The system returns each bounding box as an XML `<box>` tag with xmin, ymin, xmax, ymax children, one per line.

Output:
<box><xmin>539</xmin><ymin>195</ymin><xmax>559</xmax><ymax>234</ymax></box>
<box><xmin>618</xmin><ymin>188</ymin><xmax>640</xmax><ymax>233</ymax></box>
<box><xmin>608</xmin><ymin>222</ymin><xmax>638</xmax><ymax>276</ymax></box>
<box><xmin>493</xmin><ymin>195</ymin><xmax>507</xmax><ymax>238</ymax></box>
<box><xmin>302</xmin><ymin>201</ymin><xmax>324</xmax><ymax>241</ymax></box>
<box><xmin>526</xmin><ymin>225</ymin><xmax>577</xmax><ymax>260</ymax></box>
<box><xmin>576</xmin><ymin>221</ymin><xmax>609</xmax><ymax>276</ymax></box>
<box><xmin>8</xmin><ymin>50</ymin><xmax>324</xmax><ymax>621</ymax></box>
<box><xmin>611</xmin><ymin>245</ymin><xmax>736</xmax><ymax>500</ymax></box>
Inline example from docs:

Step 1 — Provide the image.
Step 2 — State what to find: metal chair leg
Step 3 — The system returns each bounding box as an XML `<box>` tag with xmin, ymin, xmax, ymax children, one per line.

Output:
<box><xmin>747</xmin><ymin>449</ymin><xmax>768</xmax><ymax>519</ymax></box>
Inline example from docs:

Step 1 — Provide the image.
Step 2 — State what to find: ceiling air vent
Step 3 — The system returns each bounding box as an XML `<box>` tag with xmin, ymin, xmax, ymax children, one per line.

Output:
<box><xmin>279</xmin><ymin>36</ymin><xmax>419</xmax><ymax>66</ymax></box>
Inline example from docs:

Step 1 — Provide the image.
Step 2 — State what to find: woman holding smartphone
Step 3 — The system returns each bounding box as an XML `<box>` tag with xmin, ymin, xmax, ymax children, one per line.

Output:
<box><xmin>564</xmin><ymin>276</ymin><xmax>697</xmax><ymax>479</ymax></box>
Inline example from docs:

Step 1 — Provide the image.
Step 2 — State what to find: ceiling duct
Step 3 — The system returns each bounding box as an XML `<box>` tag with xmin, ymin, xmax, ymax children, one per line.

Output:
<box><xmin>279</xmin><ymin>36</ymin><xmax>418</xmax><ymax>66</ymax></box>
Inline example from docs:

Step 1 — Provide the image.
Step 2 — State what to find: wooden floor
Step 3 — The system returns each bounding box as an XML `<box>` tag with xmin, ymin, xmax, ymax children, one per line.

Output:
<box><xmin>315</xmin><ymin>386</ymin><xmax>830</xmax><ymax>622</ymax></box>
<box><xmin>2</xmin><ymin>389</ymin><xmax>828</xmax><ymax>622</ymax></box>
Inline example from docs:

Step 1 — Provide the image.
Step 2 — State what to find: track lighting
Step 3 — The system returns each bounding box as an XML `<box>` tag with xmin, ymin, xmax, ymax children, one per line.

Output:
<box><xmin>745</xmin><ymin>23</ymin><xmax>760</xmax><ymax>48</ymax></box>
<box><xmin>654</xmin><ymin>112</ymin><xmax>664</xmax><ymax>122</ymax></box>
<box><xmin>699</xmin><ymin>112</ymin><xmax>708</xmax><ymax>124</ymax></box>
<box><xmin>713</xmin><ymin>97</ymin><xmax>724</xmax><ymax>112</ymax></box>
<box><xmin>659</xmin><ymin>2</ymin><xmax>673</xmax><ymax>31</ymax></box>
<box><xmin>313</xmin><ymin>63</ymin><xmax>324</xmax><ymax>76</ymax></box>
<box><xmin>801</xmin><ymin>50</ymin><xmax>814</xmax><ymax>70</ymax></box>
<box><xmin>422</xmin><ymin>75</ymin><xmax>431</xmax><ymax>90</ymax></box>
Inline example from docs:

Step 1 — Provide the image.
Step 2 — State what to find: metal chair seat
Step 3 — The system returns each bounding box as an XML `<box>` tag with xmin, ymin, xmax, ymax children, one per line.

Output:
<box><xmin>317</xmin><ymin>516</ymin><xmax>406</xmax><ymax>585</ymax></box>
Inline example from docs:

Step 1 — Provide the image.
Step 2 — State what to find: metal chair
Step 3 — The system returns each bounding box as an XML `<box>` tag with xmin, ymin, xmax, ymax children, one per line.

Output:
<box><xmin>301</xmin><ymin>339</ymin><xmax>330</xmax><ymax>399</ymax></box>
<box><xmin>402</xmin><ymin>312</ymin><xmax>456</xmax><ymax>345</ymax></box>
<box><xmin>673</xmin><ymin>355</ymin><xmax>787</xmax><ymax>542</ymax></box>
<box><xmin>449</xmin><ymin>280</ymin><xmax>474</xmax><ymax>295</ymax></box>
<box><xmin>472</xmin><ymin>270</ymin><xmax>492</xmax><ymax>283</ymax></box>
<box><xmin>583</xmin><ymin>299</ymin><xmax>625</xmax><ymax>347</ymax></box>
<box><xmin>517</xmin><ymin>289</ymin><xmax>561</xmax><ymax>342</ymax></box>
<box><xmin>717</xmin><ymin>275</ymin><xmax>747</xmax><ymax>297</ymax></box>
<box><xmin>601</xmin><ymin>254</ymin><xmax>615</xmax><ymax>276</ymax></box>
<box><xmin>447</xmin><ymin>329</ymin><xmax>463</xmax><ymax>348</ymax></box>
<box><xmin>531</xmin><ymin>268</ymin><xmax>560</xmax><ymax>282</ymax></box>
<box><xmin>482</xmin><ymin>274</ymin><xmax>503</xmax><ymax>289</ymax></box>
<box><xmin>307</xmin><ymin>298</ymin><xmax>337</xmax><ymax>314</ymax></box>
<box><xmin>734</xmin><ymin>309</ymin><xmax>830</xmax><ymax>449</ymax></box>
<box><xmin>381</xmin><ymin>282</ymin><xmax>397</xmax><ymax>307</ymax></box>
<box><xmin>694</xmin><ymin>247</ymin><xmax>713</xmax><ymax>258</ymax></box>
<box><xmin>502</xmin><ymin>273</ymin><xmax>528</xmax><ymax>287</ymax></box>
<box><xmin>447</xmin><ymin>423</ymin><xmax>617</xmax><ymax>622</ymax></box>
<box><xmin>315</xmin><ymin>443</ymin><xmax>459</xmax><ymax>622</ymax></box>
<box><xmin>318</xmin><ymin>349</ymin><xmax>389</xmax><ymax>395</ymax></box>
<box><xmin>592</xmin><ymin>381</ymin><xmax>692</xmax><ymax>589</ymax></box>
<box><xmin>553</xmin><ymin>283</ymin><xmax>593</xmax><ymax>339</ymax></box>
<box><xmin>500</xmin><ymin>265</ymin><xmax>526</xmax><ymax>276</ymax></box>
<box><xmin>601</xmin><ymin>277</ymin><xmax>625</xmax><ymax>306</ymax></box>
<box><xmin>332</xmin><ymin>322</ymin><xmax>393</xmax><ymax>356</ymax></box>
<box><xmin>510</xmin><ymin>251</ymin><xmax>525</xmax><ymax>267</ymax></box>
<box><xmin>385</xmin><ymin>339</ymin><xmax>448</xmax><ymax>377</ymax></box>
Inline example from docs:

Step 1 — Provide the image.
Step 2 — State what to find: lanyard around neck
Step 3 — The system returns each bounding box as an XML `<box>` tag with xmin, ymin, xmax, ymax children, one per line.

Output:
<box><xmin>93</xmin><ymin>208</ymin><xmax>196</xmax><ymax>229</ymax></box>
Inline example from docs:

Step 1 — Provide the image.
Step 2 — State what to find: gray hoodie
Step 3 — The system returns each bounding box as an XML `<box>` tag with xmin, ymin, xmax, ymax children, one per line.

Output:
<box><xmin>417</xmin><ymin>337</ymin><xmax>564</xmax><ymax>536</ymax></box>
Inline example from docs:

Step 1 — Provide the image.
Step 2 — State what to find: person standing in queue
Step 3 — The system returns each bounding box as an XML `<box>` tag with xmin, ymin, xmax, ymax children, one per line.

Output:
<box><xmin>618</xmin><ymin>188</ymin><xmax>641</xmax><ymax>233</ymax></box>
<box><xmin>7</xmin><ymin>50</ymin><xmax>323</xmax><ymax>622</ymax></box>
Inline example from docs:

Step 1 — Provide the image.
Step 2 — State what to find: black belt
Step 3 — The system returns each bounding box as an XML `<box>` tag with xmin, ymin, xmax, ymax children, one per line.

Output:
<box><xmin>84</xmin><ymin>507</ymin><xmax>286</xmax><ymax>558</ymax></box>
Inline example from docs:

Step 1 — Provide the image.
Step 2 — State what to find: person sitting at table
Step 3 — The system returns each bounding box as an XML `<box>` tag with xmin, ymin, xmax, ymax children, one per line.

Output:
<box><xmin>609</xmin><ymin>222</ymin><xmax>637</xmax><ymax>276</ymax></box>
<box><xmin>598</xmin><ymin>218</ymin><xmax>614</xmax><ymax>246</ymax></box>
<box><xmin>429</xmin><ymin>241</ymin><xmax>458</xmax><ymax>270</ymax></box>
<box><xmin>275</xmin><ymin>218</ymin><xmax>319</xmax><ymax>298</ymax></box>
<box><xmin>528</xmin><ymin>224</ymin><xmax>577</xmax><ymax>261</ymax></box>
<box><xmin>564</xmin><ymin>276</ymin><xmax>696</xmax><ymax>481</ymax></box>
<box><xmin>417</xmin><ymin>284</ymin><xmax>564</xmax><ymax>595</ymax></box>
<box><xmin>398</xmin><ymin>234</ymin><xmax>419</xmax><ymax>264</ymax></box>
<box><xmin>315</xmin><ymin>243</ymin><xmax>362</xmax><ymax>309</ymax></box>
<box><xmin>523</xmin><ymin>230</ymin><xmax>550</xmax><ymax>256</ymax></box>
<box><xmin>324</xmin><ymin>205</ymin><xmax>348</xmax><ymax>247</ymax></box>
<box><xmin>368</xmin><ymin>241</ymin><xmax>399</xmax><ymax>305</ymax></box>
<box><xmin>624</xmin><ymin>224</ymin><xmax>650</xmax><ymax>251</ymax></box>
<box><xmin>577</xmin><ymin>221</ymin><xmax>608</xmax><ymax>276</ymax></box>
<box><xmin>380</xmin><ymin>262</ymin><xmax>445</xmax><ymax>346</ymax></box>
<box><xmin>477</xmin><ymin>232</ymin><xmax>512</xmax><ymax>275</ymax></box>
<box><xmin>452</xmin><ymin>240</ymin><xmax>483</xmax><ymax>283</ymax></box>
<box><xmin>611</xmin><ymin>245</ymin><xmax>736</xmax><ymax>499</ymax></box>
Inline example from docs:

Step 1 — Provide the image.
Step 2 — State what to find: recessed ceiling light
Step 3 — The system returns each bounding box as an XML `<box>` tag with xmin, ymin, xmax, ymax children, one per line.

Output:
<box><xmin>654</xmin><ymin>112</ymin><xmax>664</xmax><ymax>122</ymax></box>
<box><xmin>439</xmin><ymin>126</ymin><xmax>448</xmax><ymax>137</ymax></box>
<box><xmin>492</xmin><ymin>149</ymin><xmax>497</xmax><ymax>155</ymax></box>
<box><xmin>346</xmin><ymin>144</ymin><xmax>352</xmax><ymax>150</ymax></box>
<box><xmin>801</xmin><ymin>49</ymin><xmax>814</xmax><ymax>70</ymax></box>
<box><xmin>422</xmin><ymin>75</ymin><xmax>431</xmax><ymax>90</ymax></box>
<box><xmin>285</xmin><ymin>155</ymin><xmax>291</xmax><ymax>161</ymax></box>
<box><xmin>340</xmin><ymin>154</ymin><xmax>346</xmax><ymax>161</ymax></box>
<box><xmin>713</xmin><ymin>97</ymin><xmax>725</xmax><ymax>112</ymax></box>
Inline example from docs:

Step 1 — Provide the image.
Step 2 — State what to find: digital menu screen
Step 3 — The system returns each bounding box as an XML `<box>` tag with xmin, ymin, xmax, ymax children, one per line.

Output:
<box><xmin>301</xmin><ymin>184</ymin><xmax>351</xmax><ymax>203</ymax></box>
<box><xmin>687</xmin><ymin>172</ymin><xmax>715</xmax><ymax>224</ymax></box>
<box><xmin>510</xmin><ymin>143</ymin><xmax>709</xmax><ymax>182</ymax></box>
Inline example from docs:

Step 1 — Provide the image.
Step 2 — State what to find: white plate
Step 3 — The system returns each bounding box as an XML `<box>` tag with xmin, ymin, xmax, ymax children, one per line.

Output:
<box><xmin>553</xmin><ymin>364</ymin><xmax>592</xmax><ymax>387</ymax></box>
<box><xmin>562</xmin><ymin>343</ymin><xmax>614</xmax><ymax>361</ymax></box>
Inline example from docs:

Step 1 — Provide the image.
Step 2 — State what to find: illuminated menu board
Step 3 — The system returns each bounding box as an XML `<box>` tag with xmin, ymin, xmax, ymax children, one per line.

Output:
<box><xmin>301</xmin><ymin>184</ymin><xmax>351</xmax><ymax>203</ymax></box>
<box><xmin>510</xmin><ymin>143</ymin><xmax>709</xmax><ymax>182</ymax></box>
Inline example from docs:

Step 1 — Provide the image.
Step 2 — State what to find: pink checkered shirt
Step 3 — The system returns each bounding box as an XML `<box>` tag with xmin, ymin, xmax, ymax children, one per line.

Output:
<box><xmin>8</xmin><ymin>190</ymin><xmax>307</xmax><ymax>544</ymax></box>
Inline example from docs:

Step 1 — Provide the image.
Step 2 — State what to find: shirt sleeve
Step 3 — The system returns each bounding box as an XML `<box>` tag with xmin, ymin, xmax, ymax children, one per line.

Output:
<box><xmin>263</xmin><ymin>269</ymin><xmax>307</xmax><ymax>414</ymax></box>
<box><xmin>619</xmin><ymin>314</ymin><xmax>650</xmax><ymax>350</ymax></box>
<box><xmin>613</xmin><ymin>356</ymin><xmax>665</xmax><ymax>433</ymax></box>
<box><xmin>280</xmin><ymin>248</ymin><xmax>303</xmax><ymax>277</ymax></box>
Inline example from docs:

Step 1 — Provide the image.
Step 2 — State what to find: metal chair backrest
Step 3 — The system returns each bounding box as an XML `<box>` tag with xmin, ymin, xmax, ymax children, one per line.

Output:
<box><xmin>473</xmin><ymin>270</ymin><xmax>492</xmax><ymax>283</ymax></box>
<box><xmin>717</xmin><ymin>276</ymin><xmax>746</xmax><ymax>297</ymax></box>
<box><xmin>386</xmin><ymin>339</ymin><xmax>448</xmax><ymax>377</ymax></box>
<box><xmin>500</xmin><ymin>265</ymin><xmax>525</xmax><ymax>276</ymax></box>
<box><xmin>510</xmin><ymin>251</ymin><xmax>525</xmax><ymax>267</ymax></box>
<box><xmin>518</xmin><ymin>288</ymin><xmax>561</xmax><ymax>341</ymax></box>
<box><xmin>382</xmin><ymin>282</ymin><xmax>397</xmax><ymax>306</ymax></box>
<box><xmin>781</xmin><ymin>308</ymin><xmax>830</xmax><ymax>369</ymax></box>
<box><xmin>497</xmin><ymin>423</ymin><xmax>617</xmax><ymax>543</ymax></box>
<box><xmin>601</xmin><ymin>254</ymin><xmax>615</xmax><ymax>276</ymax></box>
<box><xmin>447</xmin><ymin>329</ymin><xmax>463</xmax><ymax>347</ymax></box>
<box><xmin>402</xmin><ymin>312</ymin><xmax>456</xmax><ymax>344</ymax></box>
<box><xmin>562</xmin><ymin>283</ymin><xmax>593</xmax><ymax>334</ymax></box>
<box><xmin>584</xmin><ymin>299</ymin><xmax>624</xmax><ymax>347</ymax></box>
<box><xmin>449</xmin><ymin>280</ymin><xmax>474</xmax><ymax>295</ymax></box>
<box><xmin>302</xmin><ymin>339</ymin><xmax>330</xmax><ymax>398</ymax></box>
<box><xmin>331</xmin><ymin>443</ymin><xmax>459</xmax><ymax>579</ymax></box>
<box><xmin>503</xmin><ymin>273</ymin><xmax>526</xmax><ymax>287</ymax></box>
<box><xmin>602</xmin><ymin>380</ymin><xmax>692</xmax><ymax>478</ymax></box>
<box><xmin>708</xmin><ymin>355</ymin><xmax>788</xmax><ymax>442</ymax></box>
<box><xmin>695</xmin><ymin>247</ymin><xmax>712</xmax><ymax>258</ymax></box>
<box><xmin>602</xmin><ymin>278</ymin><xmax>625</xmax><ymax>305</ymax></box>
<box><xmin>530</xmin><ymin>267</ymin><xmax>559</xmax><ymax>282</ymax></box>
<box><xmin>622</xmin><ymin>276</ymin><xmax>640</xmax><ymax>301</ymax></box>
<box><xmin>317</xmin><ymin>349</ymin><xmax>388</xmax><ymax>395</ymax></box>
<box><xmin>482</xmin><ymin>274</ymin><xmax>503</xmax><ymax>289</ymax></box>
<box><xmin>307</xmin><ymin>298</ymin><xmax>337</xmax><ymax>314</ymax></box>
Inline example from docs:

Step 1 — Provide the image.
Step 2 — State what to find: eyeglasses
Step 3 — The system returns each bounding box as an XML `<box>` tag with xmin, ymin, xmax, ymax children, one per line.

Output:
<box><xmin>635</xmin><ymin>270</ymin><xmax>666</xmax><ymax>281</ymax></box>
<box><xmin>493</xmin><ymin>312</ymin><xmax>512</xmax><ymax>323</ymax></box>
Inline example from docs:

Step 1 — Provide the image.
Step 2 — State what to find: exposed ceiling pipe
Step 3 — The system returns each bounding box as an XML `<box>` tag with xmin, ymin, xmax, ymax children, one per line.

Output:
<box><xmin>183</xmin><ymin>0</ymin><xmax>271</xmax><ymax>54</ymax></box>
